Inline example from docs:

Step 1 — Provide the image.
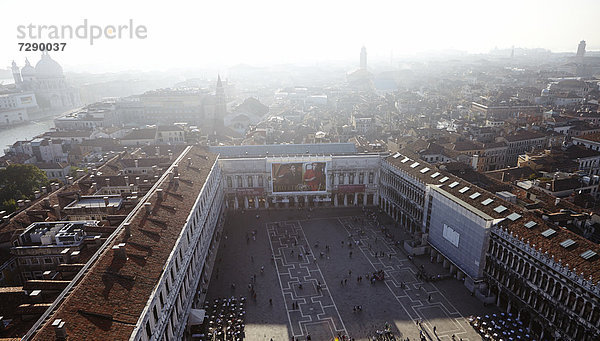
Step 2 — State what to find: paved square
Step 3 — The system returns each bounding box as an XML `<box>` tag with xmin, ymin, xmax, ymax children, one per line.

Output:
<box><xmin>205</xmin><ymin>208</ymin><xmax>495</xmax><ymax>340</ymax></box>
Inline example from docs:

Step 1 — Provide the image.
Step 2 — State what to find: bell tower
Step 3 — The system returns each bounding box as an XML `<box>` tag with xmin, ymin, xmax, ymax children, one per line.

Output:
<box><xmin>11</xmin><ymin>61</ymin><xmax>22</xmax><ymax>87</ymax></box>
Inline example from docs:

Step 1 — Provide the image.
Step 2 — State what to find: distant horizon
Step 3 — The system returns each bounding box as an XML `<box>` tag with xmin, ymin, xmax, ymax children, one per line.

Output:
<box><xmin>1</xmin><ymin>45</ymin><xmax>597</xmax><ymax>75</ymax></box>
<box><xmin>2</xmin><ymin>0</ymin><xmax>599</xmax><ymax>73</ymax></box>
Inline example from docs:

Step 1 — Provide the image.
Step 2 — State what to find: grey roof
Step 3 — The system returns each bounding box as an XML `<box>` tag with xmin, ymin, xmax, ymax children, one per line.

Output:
<box><xmin>210</xmin><ymin>143</ymin><xmax>357</xmax><ymax>157</ymax></box>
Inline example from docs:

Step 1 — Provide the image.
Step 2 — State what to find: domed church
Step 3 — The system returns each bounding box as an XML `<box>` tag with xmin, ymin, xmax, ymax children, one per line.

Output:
<box><xmin>11</xmin><ymin>52</ymin><xmax>81</xmax><ymax>109</ymax></box>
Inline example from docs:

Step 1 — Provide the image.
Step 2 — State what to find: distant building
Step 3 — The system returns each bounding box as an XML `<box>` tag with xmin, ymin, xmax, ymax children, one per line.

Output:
<box><xmin>577</xmin><ymin>40</ymin><xmax>586</xmax><ymax>59</ymax></box>
<box><xmin>360</xmin><ymin>46</ymin><xmax>367</xmax><ymax>69</ymax></box>
<box><xmin>11</xmin><ymin>53</ymin><xmax>80</xmax><ymax>110</ymax></box>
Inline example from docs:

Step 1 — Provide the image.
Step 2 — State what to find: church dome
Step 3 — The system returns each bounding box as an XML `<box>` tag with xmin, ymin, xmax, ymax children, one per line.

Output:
<box><xmin>35</xmin><ymin>53</ymin><xmax>63</xmax><ymax>78</ymax></box>
<box><xmin>21</xmin><ymin>58</ymin><xmax>36</xmax><ymax>77</ymax></box>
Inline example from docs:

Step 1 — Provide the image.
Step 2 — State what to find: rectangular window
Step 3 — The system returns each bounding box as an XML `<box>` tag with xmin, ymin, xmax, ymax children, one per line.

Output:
<box><xmin>369</xmin><ymin>172</ymin><xmax>374</xmax><ymax>184</ymax></box>
<box><xmin>247</xmin><ymin>176</ymin><xmax>253</xmax><ymax>187</ymax></box>
<box><xmin>237</xmin><ymin>176</ymin><xmax>242</xmax><ymax>187</ymax></box>
<box><xmin>258</xmin><ymin>176</ymin><xmax>263</xmax><ymax>187</ymax></box>
<box><xmin>226</xmin><ymin>176</ymin><xmax>232</xmax><ymax>188</ymax></box>
<box><xmin>153</xmin><ymin>305</ymin><xmax>159</xmax><ymax>322</ymax></box>
<box><xmin>358</xmin><ymin>173</ymin><xmax>364</xmax><ymax>184</ymax></box>
<box><xmin>44</xmin><ymin>258</ymin><xmax>53</xmax><ymax>264</ymax></box>
<box><xmin>145</xmin><ymin>321</ymin><xmax>152</xmax><ymax>339</ymax></box>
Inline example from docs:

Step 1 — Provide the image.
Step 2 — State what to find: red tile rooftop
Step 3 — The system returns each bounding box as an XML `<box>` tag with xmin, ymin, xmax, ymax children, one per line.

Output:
<box><xmin>573</xmin><ymin>132</ymin><xmax>600</xmax><ymax>143</ymax></box>
<box><xmin>31</xmin><ymin>146</ymin><xmax>216</xmax><ymax>340</ymax></box>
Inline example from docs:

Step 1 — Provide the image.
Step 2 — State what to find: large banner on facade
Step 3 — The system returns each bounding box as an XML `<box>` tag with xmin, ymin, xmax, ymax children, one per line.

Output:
<box><xmin>271</xmin><ymin>162</ymin><xmax>327</xmax><ymax>193</ymax></box>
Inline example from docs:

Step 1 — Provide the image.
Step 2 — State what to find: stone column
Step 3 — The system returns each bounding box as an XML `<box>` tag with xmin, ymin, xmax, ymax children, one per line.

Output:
<box><xmin>334</xmin><ymin>195</ymin><xmax>339</xmax><ymax>207</ymax></box>
<box><xmin>234</xmin><ymin>196</ymin><xmax>239</xmax><ymax>210</ymax></box>
<box><xmin>254</xmin><ymin>196</ymin><xmax>259</xmax><ymax>209</ymax></box>
<box><xmin>244</xmin><ymin>196</ymin><xmax>249</xmax><ymax>209</ymax></box>
<box><xmin>265</xmin><ymin>198</ymin><xmax>269</xmax><ymax>209</ymax></box>
<box><xmin>497</xmin><ymin>288</ymin><xmax>502</xmax><ymax>306</ymax></box>
<box><xmin>363</xmin><ymin>193</ymin><xmax>368</xmax><ymax>206</ymax></box>
<box><xmin>344</xmin><ymin>194</ymin><xmax>348</xmax><ymax>206</ymax></box>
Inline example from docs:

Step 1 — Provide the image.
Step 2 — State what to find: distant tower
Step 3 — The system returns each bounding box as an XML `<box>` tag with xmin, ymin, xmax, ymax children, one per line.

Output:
<box><xmin>360</xmin><ymin>46</ymin><xmax>367</xmax><ymax>69</ymax></box>
<box><xmin>577</xmin><ymin>40</ymin><xmax>586</xmax><ymax>59</ymax></box>
<box><xmin>215</xmin><ymin>74</ymin><xmax>226</xmax><ymax>126</ymax></box>
<box><xmin>11</xmin><ymin>60</ymin><xmax>22</xmax><ymax>87</ymax></box>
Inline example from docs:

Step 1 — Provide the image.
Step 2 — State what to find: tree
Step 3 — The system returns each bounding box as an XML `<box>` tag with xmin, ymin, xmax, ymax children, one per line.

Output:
<box><xmin>0</xmin><ymin>164</ymin><xmax>49</xmax><ymax>213</ymax></box>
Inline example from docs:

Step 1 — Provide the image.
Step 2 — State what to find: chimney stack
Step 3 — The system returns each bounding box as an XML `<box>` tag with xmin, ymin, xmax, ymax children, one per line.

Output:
<box><xmin>52</xmin><ymin>204</ymin><xmax>61</xmax><ymax>220</ymax></box>
<box><xmin>103</xmin><ymin>196</ymin><xmax>110</xmax><ymax>207</ymax></box>
<box><xmin>144</xmin><ymin>202</ymin><xmax>152</xmax><ymax>215</ymax></box>
<box><xmin>134</xmin><ymin>159</ymin><xmax>139</xmax><ymax>168</ymax></box>
<box><xmin>52</xmin><ymin>319</ymin><xmax>68</xmax><ymax>340</ymax></box>
<box><xmin>157</xmin><ymin>189</ymin><xmax>163</xmax><ymax>201</ymax></box>
<box><xmin>112</xmin><ymin>243</ymin><xmax>127</xmax><ymax>260</ymax></box>
<box><xmin>105</xmin><ymin>178</ymin><xmax>110</xmax><ymax>188</ymax></box>
<box><xmin>124</xmin><ymin>176</ymin><xmax>129</xmax><ymax>186</ymax></box>
<box><xmin>173</xmin><ymin>165</ymin><xmax>179</xmax><ymax>176</ymax></box>
<box><xmin>124</xmin><ymin>222</ymin><xmax>131</xmax><ymax>237</ymax></box>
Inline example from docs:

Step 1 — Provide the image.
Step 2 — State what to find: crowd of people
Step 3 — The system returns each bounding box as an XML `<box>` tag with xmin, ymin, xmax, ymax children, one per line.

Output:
<box><xmin>469</xmin><ymin>313</ymin><xmax>532</xmax><ymax>340</ymax></box>
<box><xmin>200</xmin><ymin>296</ymin><xmax>246</xmax><ymax>340</ymax></box>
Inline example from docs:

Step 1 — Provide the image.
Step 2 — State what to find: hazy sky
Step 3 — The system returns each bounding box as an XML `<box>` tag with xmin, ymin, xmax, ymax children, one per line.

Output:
<box><xmin>1</xmin><ymin>0</ymin><xmax>599</xmax><ymax>73</ymax></box>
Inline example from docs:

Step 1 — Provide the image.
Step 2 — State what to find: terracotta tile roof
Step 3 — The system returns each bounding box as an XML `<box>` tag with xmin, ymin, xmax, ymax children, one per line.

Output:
<box><xmin>32</xmin><ymin>146</ymin><xmax>216</xmax><ymax>340</ymax></box>
<box><xmin>503</xmin><ymin>130</ymin><xmax>546</xmax><ymax>142</ymax></box>
<box><xmin>573</xmin><ymin>132</ymin><xmax>600</xmax><ymax>143</ymax></box>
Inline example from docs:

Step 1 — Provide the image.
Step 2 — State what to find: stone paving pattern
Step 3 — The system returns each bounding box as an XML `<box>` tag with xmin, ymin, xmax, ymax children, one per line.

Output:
<box><xmin>206</xmin><ymin>208</ymin><xmax>497</xmax><ymax>340</ymax></box>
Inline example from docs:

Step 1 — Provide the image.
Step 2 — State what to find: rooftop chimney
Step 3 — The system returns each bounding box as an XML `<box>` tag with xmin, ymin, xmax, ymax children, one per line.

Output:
<box><xmin>134</xmin><ymin>159</ymin><xmax>139</xmax><ymax>168</ymax></box>
<box><xmin>105</xmin><ymin>178</ymin><xmax>110</xmax><ymax>188</ymax></box>
<box><xmin>112</xmin><ymin>243</ymin><xmax>127</xmax><ymax>260</ymax></box>
<box><xmin>144</xmin><ymin>202</ymin><xmax>152</xmax><ymax>215</ymax></box>
<box><xmin>157</xmin><ymin>189</ymin><xmax>163</xmax><ymax>201</ymax></box>
<box><xmin>103</xmin><ymin>196</ymin><xmax>110</xmax><ymax>207</ymax></box>
<box><xmin>52</xmin><ymin>319</ymin><xmax>68</xmax><ymax>340</ymax></box>
<box><xmin>124</xmin><ymin>176</ymin><xmax>129</xmax><ymax>186</ymax></box>
<box><xmin>124</xmin><ymin>222</ymin><xmax>131</xmax><ymax>237</ymax></box>
<box><xmin>52</xmin><ymin>204</ymin><xmax>61</xmax><ymax>220</ymax></box>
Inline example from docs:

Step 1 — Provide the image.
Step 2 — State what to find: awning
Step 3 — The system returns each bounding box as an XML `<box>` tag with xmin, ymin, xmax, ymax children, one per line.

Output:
<box><xmin>188</xmin><ymin>309</ymin><xmax>206</xmax><ymax>325</ymax></box>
